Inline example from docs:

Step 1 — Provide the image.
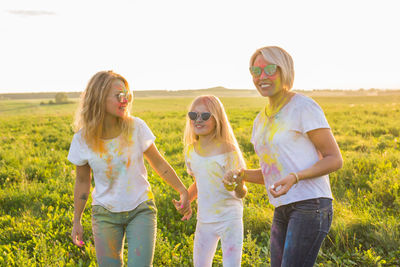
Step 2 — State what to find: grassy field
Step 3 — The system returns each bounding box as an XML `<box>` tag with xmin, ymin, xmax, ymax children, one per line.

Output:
<box><xmin>0</xmin><ymin>92</ymin><xmax>399</xmax><ymax>266</ymax></box>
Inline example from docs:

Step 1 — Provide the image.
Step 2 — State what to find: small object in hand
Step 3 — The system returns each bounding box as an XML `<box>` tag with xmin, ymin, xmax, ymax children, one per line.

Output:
<box><xmin>224</xmin><ymin>181</ymin><xmax>237</xmax><ymax>191</ymax></box>
<box><xmin>270</xmin><ymin>184</ymin><xmax>275</xmax><ymax>190</ymax></box>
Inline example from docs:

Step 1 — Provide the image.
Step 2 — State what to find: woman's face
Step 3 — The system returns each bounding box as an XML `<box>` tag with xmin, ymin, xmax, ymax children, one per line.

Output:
<box><xmin>105</xmin><ymin>79</ymin><xmax>130</xmax><ymax>119</ymax></box>
<box><xmin>251</xmin><ymin>54</ymin><xmax>283</xmax><ymax>97</ymax></box>
<box><xmin>190</xmin><ymin>102</ymin><xmax>216</xmax><ymax>138</ymax></box>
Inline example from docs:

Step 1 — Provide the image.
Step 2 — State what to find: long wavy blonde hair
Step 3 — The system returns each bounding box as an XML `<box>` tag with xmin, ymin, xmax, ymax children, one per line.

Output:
<box><xmin>184</xmin><ymin>95</ymin><xmax>246</xmax><ymax>167</ymax></box>
<box><xmin>73</xmin><ymin>70</ymin><xmax>133</xmax><ymax>152</ymax></box>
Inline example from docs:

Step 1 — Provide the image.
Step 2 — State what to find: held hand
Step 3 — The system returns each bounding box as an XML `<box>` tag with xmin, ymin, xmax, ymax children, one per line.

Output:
<box><xmin>269</xmin><ymin>173</ymin><xmax>297</xmax><ymax>198</ymax></box>
<box><xmin>181</xmin><ymin>207</ymin><xmax>192</xmax><ymax>221</ymax></box>
<box><xmin>172</xmin><ymin>198</ymin><xmax>184</xmax><ymax>213</ymax></box>
<box><xmin>172</xmin><ymin>198</ymin><xmax>192</xmax><ymax>221</ymax></box>
<box><xmin>222</xmin><ymin>168</ymin><xmax>243</xmax><ymax>191</ymax></box>
<box><xmin>179</xmin><ymin>191</ymin><xmax>190</xmax><ymax>214</ymax></box>
<box><xmin>71</xmin><ymin>221</ymin><xmax>85</xmax><ymax>247</ymax></box>
<box><xmin>172</xmin><ymin>192</ymin><xmax>190</xmax><ymax>214</ymax></box>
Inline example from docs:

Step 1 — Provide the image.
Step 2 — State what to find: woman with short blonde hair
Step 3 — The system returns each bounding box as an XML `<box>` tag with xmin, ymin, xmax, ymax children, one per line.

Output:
<box><xmin>224</xmin><ymin>46</ymin><xmax>343</xmax><ymax>266</ymax></box>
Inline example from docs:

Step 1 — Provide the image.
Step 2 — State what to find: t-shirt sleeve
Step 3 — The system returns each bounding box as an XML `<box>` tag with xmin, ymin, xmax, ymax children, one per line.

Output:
<box><xmin>67</xmin><ymin>133</ymin><xmax>88</xmax><ymax>166</ymax></box>
<box><xmin>136</xmin><ymin>118</ymin><xmax>156</xmax><ymax>153</ymax></box>
<box><xmin>297</xmin><ymin>98</ymin><xmax>330</xmax><ymax>134</ymax></box>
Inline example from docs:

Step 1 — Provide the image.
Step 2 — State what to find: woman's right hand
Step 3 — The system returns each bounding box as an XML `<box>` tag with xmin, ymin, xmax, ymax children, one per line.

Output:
<box><xmin>71</xmin><ymin>221</ymin><xmax>85</xmax><ymax>247</ymax></box>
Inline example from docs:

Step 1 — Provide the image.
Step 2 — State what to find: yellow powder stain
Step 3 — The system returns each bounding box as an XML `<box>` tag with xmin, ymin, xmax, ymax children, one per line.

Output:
<box><xmin>147</xmin><ymin>191</ymin><xmax>154</xmax><ymax>200</ymax></box>
<box><xmin>105</xmin><ymin>156</ymin><xmax>114</xmax><ymax>179</ymax></box>
<box><xmin>267</xmin><ymin>121</ymin><xmax>280</xmax><ymax>143</ymax></box>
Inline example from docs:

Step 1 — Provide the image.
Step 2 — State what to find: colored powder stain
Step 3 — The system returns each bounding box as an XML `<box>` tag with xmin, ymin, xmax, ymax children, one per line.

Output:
<box><xmin>269</xmin><ymin>164</ymin><xmax>282</xmax><ymax>175</ymax></box>
<box><xmin>225</xmin><ymin>246</ymin><xmax>235</xmax><ymax>256</ymax></box>
<box><xmin>268</xmin><ymin>121</ymin><xmax>280</xmax><ymax>143</ymax></box>
<box><xmin>126</xmin><ymin>158</ymin><xmax>131</xmax><ymax>168</ymax></box>
<box><xmin>135</xmin><ymin>248</ymin><xmax>141</xmax><ymax>257</ymax></box>
<box><xmin>262</xmin><ymin>153</ymin><xmax>275</xmax><ymax>165</ymax></box>
<box><xmin>105</xmin><ymin>156</ymin><xmax>114</xmax><ymax>179</ymax></box>
<box><xmin>147</xmin><ymin>190</ymin><xmax>154</xmax><ymax>200</ymax></box>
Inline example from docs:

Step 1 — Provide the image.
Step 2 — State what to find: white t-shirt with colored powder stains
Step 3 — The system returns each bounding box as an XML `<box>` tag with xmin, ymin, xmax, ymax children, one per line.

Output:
<box><xmin>185</xmin><ymin>145</ymin><xmax>245</xmax><ymax>223</ymax></box>
<box><xmin>251</xmin><ymin>93</ymin><xmax>333</xmax><ymax>208</ymax></box>
<box><xmin>68</xmin><ymin>117</ymin><xmax>156</xmax><ymax>212</ymax></box>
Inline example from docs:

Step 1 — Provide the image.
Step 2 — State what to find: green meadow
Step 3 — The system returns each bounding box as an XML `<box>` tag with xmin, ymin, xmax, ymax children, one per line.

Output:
<box><xmin>0</xmin><ymin>91</ymin><xmax>399</xmax><ymax>266</ymax></box>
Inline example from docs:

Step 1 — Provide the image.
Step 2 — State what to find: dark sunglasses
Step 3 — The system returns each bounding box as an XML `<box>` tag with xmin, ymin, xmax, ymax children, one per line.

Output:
<box><xmin>249</xmin><ymin>64</ymin><xmax>278</xmax><ymax>77</ymax></box>
<box><xmin>188</xmin><ymin>112</ymin><xmax>212</xmax><ymax>121</ymax></box>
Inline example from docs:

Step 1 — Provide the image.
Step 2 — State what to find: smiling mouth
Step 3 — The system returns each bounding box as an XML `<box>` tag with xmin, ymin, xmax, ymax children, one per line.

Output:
<box><xmin>260</xmin><ymin>84</ymin><xmax>272</xmax><ymax>88</ymax></box>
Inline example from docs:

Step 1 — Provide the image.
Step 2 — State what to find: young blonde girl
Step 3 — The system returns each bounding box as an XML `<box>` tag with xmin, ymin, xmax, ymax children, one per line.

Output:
<box><xmin>174</xmin><ymin>95</ymin><xmax>247</xmax><ymax>267</ymax></box>
<box><xmin>68</xmin><ymin>70</ymin><xmax>190</xmax><ymax>266</ymax></box>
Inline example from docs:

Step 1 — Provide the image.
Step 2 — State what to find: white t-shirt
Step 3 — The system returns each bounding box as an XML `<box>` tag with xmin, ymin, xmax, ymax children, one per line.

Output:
<box><xmin>185</xmin><ymin>145</ymin><xmax>245</xmax><ymax>223</ymax></box>
<box><xmin>251</xmin><ymin>93</ymin><xmax>333</xmax><ymax>207</ymax></box>
<box><xmin>68</xmin><ymin>117</ymin><xmax>156</xmax><ymax>212</ymax></box>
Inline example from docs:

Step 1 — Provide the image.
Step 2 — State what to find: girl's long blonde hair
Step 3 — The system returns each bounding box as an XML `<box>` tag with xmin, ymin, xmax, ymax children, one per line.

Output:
<box><xmin>184</xmin><ymin>95</ymin><xmax>246</xmax><ymax>167</ymax></box>
<box><xmin>73</xmin><ymin>70</ymin><xmax>133</xmax><ymax>152</ymax></box>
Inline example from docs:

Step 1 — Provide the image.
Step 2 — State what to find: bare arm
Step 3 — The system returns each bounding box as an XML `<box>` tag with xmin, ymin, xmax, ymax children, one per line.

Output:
<box><xmin>71</xmin><ymin>164</ymin><xmax>91</xmax><ymax>247</ymax></box>
<box><xmin>144</xmin><ymin>143</ymin><xmax>190</xmax><ymax>213</ymax></box>
<box><xmin>223</xmin><ymin>168</ymin><xmax>264</xmax><ymax>189</ymax></box>
<box><xmin>242</xmin><ymin>169</ymin><xmax>265</xmax><ymax>184</ymax></box>
<box><xmin>270</xmin><ymin>128</ymin><xmax>343</xmax><ymax>197</ymax></box>
<box><xmin>187</xmin><ymin>181</ymin><xmax>198</xmax><ymax>203</ymax></box>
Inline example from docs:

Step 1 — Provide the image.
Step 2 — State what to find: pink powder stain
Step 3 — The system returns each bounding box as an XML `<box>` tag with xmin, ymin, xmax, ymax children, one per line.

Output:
<box><xmin>135</xmin><ymin>248</ymin><xmax>141</xmax><ymax>256</ymax></box>
<box><xmin>225</xmin><ymin>245</ymin><xmax>235</xmax><ymax>256</ymax></box>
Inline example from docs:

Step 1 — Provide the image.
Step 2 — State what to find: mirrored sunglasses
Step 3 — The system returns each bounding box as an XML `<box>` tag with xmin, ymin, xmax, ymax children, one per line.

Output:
<box><xmin>188</xmin><ymin>112</ymin><xmax>212</xmax><ymax>121</ymax></box>
<box><xmin>115</xmin><ymin>92</ymin><xmax>133</xmax><ymax>103</ymax></box>
<box><xmin>249</xmin><ymin>64</ymin><xmax>278</xmax><ymax>77</ymax></box>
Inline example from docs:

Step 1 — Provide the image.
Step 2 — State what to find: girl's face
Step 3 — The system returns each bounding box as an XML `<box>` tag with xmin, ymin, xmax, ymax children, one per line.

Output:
<box><xmin>251</xmin><ymin>54</ymin><xmax>283</xmax><ymax>97</ymax></box>
<box><xmin>105</xmin><ymin>80</ymin><xmax>130</xmax><ymax>119</ymax></box>
<box><xmin>190</xmin><ymin>103</ymin><xmax>216</xmax><ymax>138</ymax></box>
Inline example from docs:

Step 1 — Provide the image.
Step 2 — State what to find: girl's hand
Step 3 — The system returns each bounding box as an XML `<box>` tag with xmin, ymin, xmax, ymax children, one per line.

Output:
<box><xmin>71</xmin><ymin>221</ymin><xmax>85</xmax><ymax>247</ymax></box>
<box><xmin>172</xmin><ymin>191</ymin><xmax>190</xmax><ymax>214</ymax></box>
<box><xmin>222</xmin><ymin>168</ymin><xmax>244</xmax><ymax>190</ymax></box>
<box><xmin>172</xmin><ymin>198</ymin><xmax>192</xmax><ymax>221</ymax></box>
<box><xmin>269</xmin><ymin>173</ymin><xmax>297</xmax><ymax>198</ymax></box>
<box><xmin>181</xmin><ymin>208</ymin><xmax>192</xmax><ymax>221</ymax></box>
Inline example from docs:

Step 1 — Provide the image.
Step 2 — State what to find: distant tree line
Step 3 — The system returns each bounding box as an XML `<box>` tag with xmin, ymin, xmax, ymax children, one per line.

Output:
<box><xmin>40</xmin><ymin>92</ymin><xmax>72</xmax><ymax>105</ymax></box>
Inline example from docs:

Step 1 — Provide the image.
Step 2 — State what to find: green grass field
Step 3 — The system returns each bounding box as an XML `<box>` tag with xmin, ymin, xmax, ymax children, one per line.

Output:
<box><xmin>0</xmin><ymin>92</ymin><xmax>399</xmax><ymax>266</ymax></box>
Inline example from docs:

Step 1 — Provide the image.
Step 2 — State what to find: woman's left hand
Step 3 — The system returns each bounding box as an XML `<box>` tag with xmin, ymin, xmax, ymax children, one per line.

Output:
<box><xmin>269</xmin><ymin>173</ymin><xmax>297</xmax><ymax>198</ymax></box>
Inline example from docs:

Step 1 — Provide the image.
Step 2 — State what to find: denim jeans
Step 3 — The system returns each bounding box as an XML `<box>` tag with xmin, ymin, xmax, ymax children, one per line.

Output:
<box><xmin>270</xmin><ymin>198</ymin><xmax>333</xmax><ymax>267</ymax></box>
<box><xmin>91</xmin><ymin>199</ymin><xmax>157</xmax><ymax>267</ymax></box>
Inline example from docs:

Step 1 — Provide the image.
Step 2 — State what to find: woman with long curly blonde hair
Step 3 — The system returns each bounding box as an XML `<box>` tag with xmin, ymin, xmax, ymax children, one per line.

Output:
<box><xmin>68</xmin><ymin>70</ymin><xmax>190</xmax><ymax>266</ymax></box>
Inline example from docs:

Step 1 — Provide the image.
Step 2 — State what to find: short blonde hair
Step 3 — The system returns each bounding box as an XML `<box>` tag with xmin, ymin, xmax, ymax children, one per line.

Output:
<box><xmin>183</xmin><ymin>95</ymin><xmax>245</xmax><ymax>167</ymax></box>
<box><xmin>73</xmin><ymin>70</ymin><xmax>133</xmax><ymax>152</ymax></box>
<box><xmin>249</xmin><ymin>46</ymin><xmax>295</xmax><ymax>91</ymax></box>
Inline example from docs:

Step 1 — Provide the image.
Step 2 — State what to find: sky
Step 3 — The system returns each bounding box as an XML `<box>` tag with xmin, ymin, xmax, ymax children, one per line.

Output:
<box><xmin>1</xmin><ymin>0</ymin><xmax>399</xmax><ymax>93</ymax></box>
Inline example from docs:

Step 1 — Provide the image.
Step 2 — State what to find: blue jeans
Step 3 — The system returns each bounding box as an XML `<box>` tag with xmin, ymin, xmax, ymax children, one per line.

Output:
<box><xmin>270</xmin><ymin>198</ymin><xmax>333</xmax><ymax>267</ymax></box>
<box><xmin>91</xmin><ymin>199</ymin><xmax>157</xmax><ymax>267</ymax></box>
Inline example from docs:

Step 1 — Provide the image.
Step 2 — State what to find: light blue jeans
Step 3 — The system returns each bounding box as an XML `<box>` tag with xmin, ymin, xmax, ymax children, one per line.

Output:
<box><xmin>91</xmin><ymin>199</ymin><xmax>157</xmax><ymax>267</ymax></box>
